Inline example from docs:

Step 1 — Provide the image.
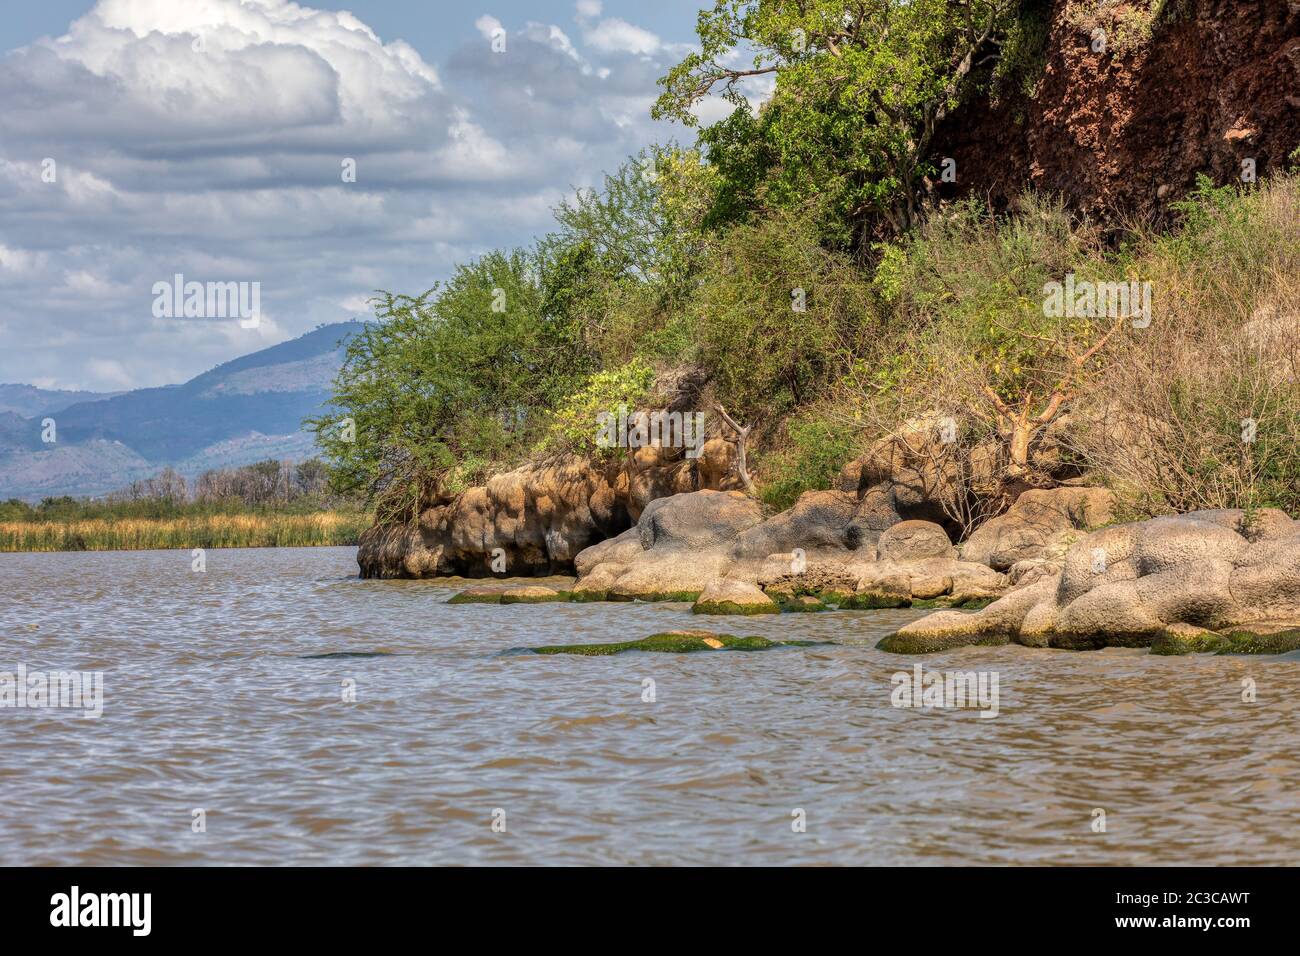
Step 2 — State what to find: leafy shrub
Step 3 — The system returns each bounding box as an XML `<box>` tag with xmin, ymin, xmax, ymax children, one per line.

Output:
<box><xmin>541</xmin><ymin>359</ymin><xmax>658</xmax><ymax>458</ymax></box>
<box><xmin>309</xmin><ymin>250</ymin><xmax>594</xmax><ymax>521</ymax></box>
<box><xmin>757</xmin><ymin>410</ymin><xmax>862</xmax><ymax>512</ymax></box>
<box><xmin>691</xmin><ymin>203</ymin><xmax>877</xmax><ymax>423</ymax></box>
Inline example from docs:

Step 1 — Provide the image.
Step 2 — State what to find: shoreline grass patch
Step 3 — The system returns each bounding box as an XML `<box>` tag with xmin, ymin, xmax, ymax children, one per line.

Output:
<box><xmin>0</xmin><ymin>511</ymin><xmax>369</xmax><ymax>552</ymax></box>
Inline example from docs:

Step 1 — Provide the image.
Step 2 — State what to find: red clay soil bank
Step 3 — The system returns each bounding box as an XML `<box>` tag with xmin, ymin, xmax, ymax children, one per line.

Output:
<box><xmin>939</xmin><ymin>0</ymin><xmax>1300</xmax><ymax>222</ymax></box>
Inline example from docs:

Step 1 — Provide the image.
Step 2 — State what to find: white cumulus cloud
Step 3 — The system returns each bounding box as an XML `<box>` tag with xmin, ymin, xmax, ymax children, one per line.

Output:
<box><xmin>0</xmin><ymin>0</ymin><xmax>688</xmax><ymax>391</ymax></box>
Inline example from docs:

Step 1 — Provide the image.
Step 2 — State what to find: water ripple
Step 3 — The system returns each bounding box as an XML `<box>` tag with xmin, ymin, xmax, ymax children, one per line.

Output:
<box><xmin>1</xmin><ymin>547</ymin><xmax>1298</xmax><ymax>864</ymax></box>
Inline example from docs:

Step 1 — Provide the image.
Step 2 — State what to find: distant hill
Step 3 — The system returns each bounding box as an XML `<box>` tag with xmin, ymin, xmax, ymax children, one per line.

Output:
<box><xmin>0</xmin><ymin>322</ymin><xmax>364</xmax><ymax>500</ymax></box>
<box><xmin>0</xmin><ymin>384</ymin><xmax>120</xmax><ymax>418</ymax></box>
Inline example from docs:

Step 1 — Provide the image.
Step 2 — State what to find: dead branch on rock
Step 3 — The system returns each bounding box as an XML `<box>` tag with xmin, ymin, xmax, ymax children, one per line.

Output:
<box><xmin>713</xmin><ymin>404</ymin><xmax>758</xmax><ymax>497</ymax></box>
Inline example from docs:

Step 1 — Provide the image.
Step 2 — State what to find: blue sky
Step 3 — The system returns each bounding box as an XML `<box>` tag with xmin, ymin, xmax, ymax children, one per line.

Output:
<box><xmin>0</xmin><ymin>1</ymin><xmax>730</xmax><ymax>392</ymax></box>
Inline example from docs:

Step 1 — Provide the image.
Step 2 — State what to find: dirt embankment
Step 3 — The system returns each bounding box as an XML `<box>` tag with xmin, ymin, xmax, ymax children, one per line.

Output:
<box><xmin>939</xmin><ymin>0</ymin><xmax>1300</xmax><ymax>222</ymax></box>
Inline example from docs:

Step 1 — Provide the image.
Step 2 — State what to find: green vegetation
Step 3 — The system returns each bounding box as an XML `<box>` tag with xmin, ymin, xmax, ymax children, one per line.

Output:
<box><xmin>447</xmin><ymin>586</ymin><xmax>571</xmax><ymax>604</ymax></box>
<box><xmin>541</xmin><ymin>359</ymin><xmax>657</xmax><ymax>458</ymax></box>
<box><xmin>528</xmin><ymin>631</ymin><xmax>825</xmax><ymax>655</ymax></box>
<box><xmin>313</xmin><ymin>1</ymin><xmax>1300</xmax><ymax>532</ymax></box>
<box><xmin>1064</xmin><ymin>0</ymin><xmax>1186</xmax><ymax>55</ymax></box>
<box><xmin>776</xmin><ymin>595</ymin><xmax>830</xmax><ymax>613</ymax></box>
<box><xmin>1152</xmin><ymin>628</ymin><xmax>1300</xmax><ymax>656</ymax></box>
<box><xmin>758</xmin><ymin>409</ymin><xmax>862</xmax><ymax>511</ymax></box>
<box><xmin>653</xmin><ymin>0</ymin><xmax>1024</xmax><ymax>237</ymax></box>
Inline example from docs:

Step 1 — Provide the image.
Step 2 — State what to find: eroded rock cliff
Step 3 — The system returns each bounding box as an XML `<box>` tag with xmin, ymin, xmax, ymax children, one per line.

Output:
<box><xmin>940</xmin><ymin>0</ymin><xmax>1300</xmax><ymax>223</ymax></box>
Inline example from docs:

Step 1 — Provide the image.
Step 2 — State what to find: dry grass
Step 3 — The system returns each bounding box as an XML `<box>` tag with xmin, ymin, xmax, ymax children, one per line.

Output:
<box><xmin>1070</xmin><ymin>176</ymin><xmax>1300</xmax><ymax>517</ymax></box>
<box><xmin>0</xmin><ymin>511</ymin><xmax>370</xmax><ymax>552</ymax></box>
<box><xmin>828</xmin><ymin>173</ymin><xmax>1300</xmax><ymax>526</ymax></box>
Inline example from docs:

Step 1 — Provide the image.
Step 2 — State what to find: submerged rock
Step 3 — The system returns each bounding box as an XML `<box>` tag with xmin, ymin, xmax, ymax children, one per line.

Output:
<box><xmin>527</xmin><ymin>630</ymin><xmax>825</xmax><ymax>655</ymax></box>
<box><xmin>499</xmin><ymin>586</ymin><xmax>567</xmax><ymax>604</ymax></box>
<box><xmin>1152</xmin><ymin>623</ymin><xmax>1300</xmax><ymax>656</ymax></box>
<box><xmin>446</xmin><ymin>586</ymin><xmax>510</xmax><ymax>605</ymax></box>
<box><xmin>448</xmin><ymin>584</ymin><xmax>567</xmax><ymax>604</ymax></box>
<box><xmin>881</xmin><ymin>508</ymin><xmax>1300</xmax><ymax>654</ymax></box>
<box><xmin>777</xmin><ymin>594</ymin><xmax>829</xmax><ymax>613</ymax></box>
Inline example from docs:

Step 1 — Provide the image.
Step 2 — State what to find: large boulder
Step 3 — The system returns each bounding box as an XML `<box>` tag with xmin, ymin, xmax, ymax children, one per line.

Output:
<box><xmin>574</xmin><ymin>488</ymin><xmax>887</xmax><ymax>604</ymax></box>
<box><xmin>358</xmin><ymin>377</ymin><xmax>745</xmax><ymax>578</ymax></box>
<box><xmin>358</xmin><ymin>456</ymin><xmax>635</xmax><ymax>579</ymax></box>
<box><xmin>357</xmin><ymin>364</ymin><xmax>747</xmax><ymax>579</ymax></box>
<box><xmin>878</xmin><ymin>520</ymin><xmax>957</xmax><ymax>562</ymax></box>
<box><xmin>729</xmin><ymin>490</ymin><xmax>869</xmax><ymax>561</ymax></box>
<box><xmin>835</xmin><ymin>416</ymin><xmax>1084</xmax><ymax>535</ymax></box>
<box><xmin>836</xmin><ymin>419</ymin><xmax>977</xmax><ymax>534</ymax></box>
<box><xmin>960</xmin><ymin>486</ymin><xmax>1115</xmax><ymax>571</ymax></box>
<box><xmin>881</xmin><ymin>508</ymin><xmax>1300</xmax><ymax>654</ymax></box>
<box><xmin>574</xmin><ymin>490</ymin><xmax>764</xmax><ymax>602</ymax></box>
<box><xmin>637</xmin><ymin>489</ymin><xmax>765</xmax><ymax>552</ymax></box>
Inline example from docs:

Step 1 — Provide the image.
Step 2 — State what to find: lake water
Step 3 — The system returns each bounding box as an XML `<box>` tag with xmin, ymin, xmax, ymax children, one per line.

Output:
<box><xmin>2</xmin><ymin>546</ymin><xmax>1297</xmax><ymax>865</ymax></box>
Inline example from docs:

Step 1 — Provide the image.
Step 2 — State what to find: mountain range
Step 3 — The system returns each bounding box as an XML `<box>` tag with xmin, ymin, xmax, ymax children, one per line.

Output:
<box><xmin>0</xmin><ymin>321</ymin><xmax>364</xmax><ymax>500</ymax></box>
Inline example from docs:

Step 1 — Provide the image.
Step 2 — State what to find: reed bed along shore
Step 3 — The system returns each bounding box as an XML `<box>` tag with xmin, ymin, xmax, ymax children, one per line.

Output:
<box><xmin>0</xmin><ymin>511</ymin><xmax>370</xmax><ymax>552</ymax></box>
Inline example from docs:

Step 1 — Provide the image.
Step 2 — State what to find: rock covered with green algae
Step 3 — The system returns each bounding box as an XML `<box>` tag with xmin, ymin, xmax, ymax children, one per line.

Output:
<box><xmin>447</xmin><ymin>586</ymin><xmax>509</xmax><ymax>604</ymax></box>
<box><xmin>880</xmin><ymin>508</ymin><xmax>1300</xmax><ymax>654</ymax></box>
<box><xmin>691</xmin><ymin>579</ymin><xmax>779</xmax><ymax>615</ymax></box>
<box><xmin>1151</xmin><ymin>623</ymin><xmax>1300</xmax><ymax>656</ymax></box>
<box><xmin>527</xmin><ymin>630</ymin><xmax>826</xmax><ymax>655</ymax></box>
<box><xmin>449</xmin><ymin>585</ymin><xmax>568</xmax><ymax>605</ymax></box>
<box><xmin>776</xmin><ymin>594</ymin><xmax>829</xmax><ymax>613</ymax></box>
<box><xmin>878</xmin><ymin>630</ymin><xmax>1013</xmax><ymax>654</ymax></box>
<box><xmin>500</xmin><ymin>586</ymin><xmax>568</xmax><ymax>604</ymax></box>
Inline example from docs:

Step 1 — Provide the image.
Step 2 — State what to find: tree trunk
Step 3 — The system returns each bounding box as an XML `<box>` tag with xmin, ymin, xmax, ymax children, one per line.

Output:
<box><xmin>1006</xmin><ymin>413</ymin><xmax>1033</xmax><ymax>477</ymax></box>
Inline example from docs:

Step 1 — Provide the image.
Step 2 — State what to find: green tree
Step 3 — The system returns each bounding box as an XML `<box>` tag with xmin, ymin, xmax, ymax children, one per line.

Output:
<box><xmin>309</xmin><ymin>250</ymin><xmax>594</xmax><ymax>521</ymax></box>
<box><xmin>654</xmin><ymin>0</ymin><xmax>1021</xmax><ymax>238</ymax></box>
<box><xmin>310</xmin><ymin>151</ymin><xmax>717</xmax><ymax>520</ymax></box>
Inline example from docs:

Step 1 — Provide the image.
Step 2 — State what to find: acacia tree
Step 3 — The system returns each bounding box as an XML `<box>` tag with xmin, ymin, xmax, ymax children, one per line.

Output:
<box><xmin>308</xmin><ymin>153</ymin><xmax>710</xmax><ymax>523</ymax></box>
<box><xmin>653</xmin><ymin>0</ymin><xmax>1021</xmax><ymax>237</ymax></box>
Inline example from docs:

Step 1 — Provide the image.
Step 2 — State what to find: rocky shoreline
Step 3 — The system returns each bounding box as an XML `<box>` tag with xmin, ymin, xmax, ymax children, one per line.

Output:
<box><xmin>359</xmin><ymin>382</ymin><xmax>1300</xmax><ymax>657</ymax></box>
<box><xmin>883</xmin><ymin>507</ymin><xmax>1300</xmax><ymax>656</ymax></box>
<box><xmin>407</xmin><ymin>472</ymin><xmax>1300</xmax><ymax>657</ymax></box>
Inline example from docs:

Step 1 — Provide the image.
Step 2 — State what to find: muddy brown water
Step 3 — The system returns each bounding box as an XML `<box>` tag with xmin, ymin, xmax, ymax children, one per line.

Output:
<box><xmin>1</xmin><ymin>546</ymin><xmax>1297</xmax><ymax>865</ymax></box>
